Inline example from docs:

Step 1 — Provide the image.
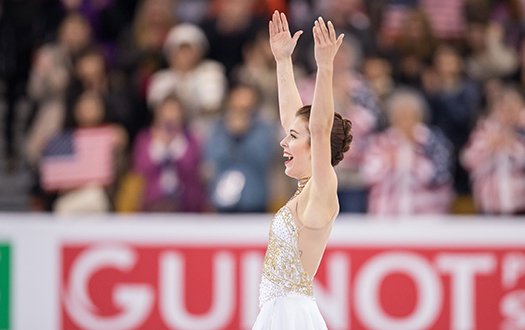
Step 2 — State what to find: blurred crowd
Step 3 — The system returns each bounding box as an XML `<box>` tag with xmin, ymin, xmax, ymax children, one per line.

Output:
<box><xmin>1</xmin><ymin>0</ymin><xmax>525</xmax><ymax>216</ymax></box>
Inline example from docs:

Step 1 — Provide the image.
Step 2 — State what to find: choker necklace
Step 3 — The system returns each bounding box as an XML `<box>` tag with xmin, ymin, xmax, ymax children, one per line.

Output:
<box><xmin>289</xmin><ymin>177</ymin><xmax>310</xmax><ymax>201</ymax></box>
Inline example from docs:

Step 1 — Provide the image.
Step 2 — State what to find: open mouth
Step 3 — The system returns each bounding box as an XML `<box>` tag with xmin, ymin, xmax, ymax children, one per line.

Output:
<box><xmin>283</xmin><ymin>153</ymin><xmax>293</xmax><ymax>165</ymax></box>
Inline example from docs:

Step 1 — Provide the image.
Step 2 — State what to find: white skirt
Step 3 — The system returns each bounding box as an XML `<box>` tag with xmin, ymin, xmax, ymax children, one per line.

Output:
<box><xmin>252</xmin><ymin>295</ymin><xmax>327</xmax><ymax>330</ymax></box>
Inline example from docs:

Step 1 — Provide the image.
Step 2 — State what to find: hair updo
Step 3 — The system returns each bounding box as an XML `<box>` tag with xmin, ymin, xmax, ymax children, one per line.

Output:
<box><xmin>296</xmin><ymin>105</ymin><xmax>353</xmax><ymax>166</ymax></box>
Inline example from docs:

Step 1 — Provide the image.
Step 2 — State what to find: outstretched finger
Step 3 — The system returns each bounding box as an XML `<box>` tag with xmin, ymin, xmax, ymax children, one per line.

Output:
<box><xmin>317</xmin><ymin>17</ymin><xmax>328</xmax><ymax>44</ymax></box>
<box><xmin>318</xmin><ymin>17</ymin><xmax>328</xmax><ymax>30</ymax></box>
<box><xmin>292</xmin><ymin>30</ymin><xmax>303</xmax><ymax>42</ymax></box>
<box><xmin>273</xmin><ymin>11</ymin><xmax>281</xmax><ymax>33</ymax></box>
<box><xmin>269</xmin><ymin>20</ymin><xmax>274</xmax><ymax>37</ymax></box>
<box><xmin>281</xmin><ymin>12</ymin><xmax>289</xmax><ymax>32</ymax></box>
<box><xmin>336</xmin><ymin>33</ymin><xmax>345</xmax><ymax>48</ymax></box>
<box><xmin>328</xmin><ymin>21</ymin><xmax>336</xmax><ymax>41</ymax></box>
<box><xmin>313</xmin><ymin>24</ymin><xmax>321</xmax><ymax>45</ymax></box>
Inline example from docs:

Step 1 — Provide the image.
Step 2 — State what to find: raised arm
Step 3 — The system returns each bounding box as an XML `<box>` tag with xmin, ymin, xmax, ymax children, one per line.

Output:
<box><xmin>307</xmin><ymin>18</ymin><xmax>344</xmax><ymax>211</ymax></box>
<box><xmin>269</xmin><ymin>10</ymin><xmax>304</xmax><ymax>130</ymax></box>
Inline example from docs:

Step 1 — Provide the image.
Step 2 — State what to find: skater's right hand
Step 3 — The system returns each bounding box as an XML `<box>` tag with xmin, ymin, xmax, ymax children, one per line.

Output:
<box><xmin>269</xmin><ymin>10</ymin><xmax>303</xmax><ymax>62</ymax></box>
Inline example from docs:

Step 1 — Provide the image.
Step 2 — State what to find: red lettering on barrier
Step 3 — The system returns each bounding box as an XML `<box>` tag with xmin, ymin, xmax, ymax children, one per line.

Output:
<box><xmin>61</xmin><ymin>245</ymin><xmax>525</xmax><ymax>330</ymax></box>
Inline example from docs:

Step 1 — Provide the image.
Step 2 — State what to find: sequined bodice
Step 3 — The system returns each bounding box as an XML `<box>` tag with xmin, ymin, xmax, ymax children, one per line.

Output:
<box><xmin>258</xmin><ymin>206</ymin><xmax>313</xmax><ymax>307</ymax></box>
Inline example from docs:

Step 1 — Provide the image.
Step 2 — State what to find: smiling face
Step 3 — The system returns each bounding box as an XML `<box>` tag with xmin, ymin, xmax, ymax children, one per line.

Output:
<box><xmin>280</xmin><ymin>116</ymin><xmax>312</xmax><ymax>179</ymax></box>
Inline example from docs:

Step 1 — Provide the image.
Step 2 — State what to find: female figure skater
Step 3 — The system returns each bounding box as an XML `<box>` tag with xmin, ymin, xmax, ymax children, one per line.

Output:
<box><xmin>253</xmin><ymin>11</ymin><xmax>352</xmax><ymax>329</ymax></box>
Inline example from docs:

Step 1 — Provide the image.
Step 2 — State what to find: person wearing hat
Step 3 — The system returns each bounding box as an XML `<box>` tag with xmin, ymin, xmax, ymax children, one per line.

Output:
<box><xmin>147</xmin><ymin>23</ymin><xmax>228</xmax><ymax>141</ymax></box>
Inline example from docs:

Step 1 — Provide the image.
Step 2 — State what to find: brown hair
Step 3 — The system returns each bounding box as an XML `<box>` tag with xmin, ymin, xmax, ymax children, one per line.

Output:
<box><xmin>296</xmin><ymin>105</ymin><xmax>353</xmax><ymax>166</ymax></box>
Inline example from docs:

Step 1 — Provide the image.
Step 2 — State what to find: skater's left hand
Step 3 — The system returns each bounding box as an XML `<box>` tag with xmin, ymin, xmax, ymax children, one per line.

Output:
<box><xmin>313</xmin><ymin>17</ymin><xmax>344</xmax><ymax>69</ymax></box>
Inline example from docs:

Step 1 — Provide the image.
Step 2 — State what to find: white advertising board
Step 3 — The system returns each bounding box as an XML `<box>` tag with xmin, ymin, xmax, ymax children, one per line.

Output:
<box><xmin>0</xmin><ymin>213</ymin><xmax>524</xmax><ymax>330</ymax></box>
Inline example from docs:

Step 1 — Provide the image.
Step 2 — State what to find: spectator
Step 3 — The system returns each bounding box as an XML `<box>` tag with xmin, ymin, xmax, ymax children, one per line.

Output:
<box><xmin>390</xmin><ymin>8</ymin><xmax>437</xmax><ymax>88</ymax></box>
<box><xmin>377</xmin><ymin>0</ymin><xmax>464</xmax><ymax>43</ymax></box>
<box><xmin>133</xmin><ymin>94</ymin><xmax>206</xmax><ymax>212</ymax></box>
<box><xmin>201</xmin><ymin>0</ymin><xmax>265</xmax><ymax>78</ymax></box>
<box><xmin>464</xmin><ymin>21</ymin><xmax>518</xmax><ymax>82</ymax></box>
<box><xmin>204</xmin><ymin>83</ymin><xmax>275</xmax><ymax>212</ymax></box>
<box><xmin>419</xmin><ymin>0</ymin><xmax>465</xmax><ymax>41</ymax></box>
<box><xmin>232</xmin><ymin>28</ymin><xmax>281</xmax><ymax>124</ymax></box>
<box><xmin>147</xmin><ymin>23</ymin><xmax>227</xmax><ymax>140</ymax></box>
<box><xmin>488</xmin><ymin>0</ymin><xmax>525</xmax><ymax>50</ymax></box>
<box><xmin>362</xmin><ymin>54</ymin><xmax>395</xmax><ymax>117</ymax></box>
<box><xmin>61</xmin><ymin>0</ymin><xmax>129</xmax><ymax>60</ymax></box>
<box><xmin>462</xmin><ymin>85</ymin><xmax>525</xmax><ymax>215</ymax></box>
<box><xmin>25</xmin><ymin>13</ymin><xmax>94</xmax><ymax>168</ymax></box>
<box><xmin>315</xmin><ymin>0</ymin><xmax>376</xmax><ymax>55</ymax></box>
<box><xmin>40</xmin><ymin>91</ymin><xmax>127</xmax><ymax>213</ymax></box>
<box><xmin>376</xmin><ymin>0</ymin><xmax>418</xmax><ymax>50</ymax></box>
<box><xmin>66</xmin><ymin>47</ymin><xmax>135</xmax><ymax>139</ymax></box>
<box><xmin>423</xmin><ymin>44</ymin><xmax>482</xmax><ymax>197</ymax></box>
<box><xmin>117</xmin><ymin>0</ymin><xmax>177</xmax><ymax>101</ymax></box>
<box><xmin>0</xmin><ymin>0</ymin><xmax>64</xmax><ymax>171</ymax></box>
<box><xmin>363</xmin><ymin>88</ymin><xmax>453</xmax><ymax>215</ymax></box>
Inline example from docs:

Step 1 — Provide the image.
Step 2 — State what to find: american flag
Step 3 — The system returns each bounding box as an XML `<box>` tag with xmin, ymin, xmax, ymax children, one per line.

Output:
<box><xmin>462</xmin><ymin>117</ymin><xmax>525</xmax><ymax>214</ymax></box>
<box><xmin>40</xmin><ymin>126</ymin><xmax>117</xmax><ymax>191</ymax></box>
<box><xmin>362</xmin><ymin>125</ymin><xmax>453</xmax><ymax>215</ymax></box>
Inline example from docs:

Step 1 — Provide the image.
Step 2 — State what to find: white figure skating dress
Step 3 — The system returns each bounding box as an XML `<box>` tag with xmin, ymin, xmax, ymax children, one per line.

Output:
<box><xmin>252</xmin><ymin>205</ymin><xmax>328</xmax><ymax>330</ymax></box>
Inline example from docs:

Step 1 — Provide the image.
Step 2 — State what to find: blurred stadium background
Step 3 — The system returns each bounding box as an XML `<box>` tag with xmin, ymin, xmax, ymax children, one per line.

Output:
<box><xmin>1</xmin><ymin>0</ymin><xmax>525</xmax><ymax>329</ymax></box>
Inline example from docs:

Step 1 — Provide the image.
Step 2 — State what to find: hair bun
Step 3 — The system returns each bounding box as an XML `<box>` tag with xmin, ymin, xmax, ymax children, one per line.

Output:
<box><xmin>341</xmin><ymin>118</ymin><xmax>352</xmax><ymax>153</ymax></box>
<box><xmin>331</xmin><ymin>113</ymin><xmax>353</xmax><ymax>166</ymax></box>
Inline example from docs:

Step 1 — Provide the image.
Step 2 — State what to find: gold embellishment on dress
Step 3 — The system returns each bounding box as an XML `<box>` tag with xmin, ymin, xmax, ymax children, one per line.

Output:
<box><xmin>259</xmin><ymin>206</ymin><xmax>313</xmax><ymax>307</ymax></box>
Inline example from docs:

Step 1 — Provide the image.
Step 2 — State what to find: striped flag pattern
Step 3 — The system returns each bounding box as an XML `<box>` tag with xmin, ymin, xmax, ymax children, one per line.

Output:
<box><xmin>40</xmin><ymin>126</ymin><xmax>117</xmax><ymax>191</ymax></box>
<box><xmin>461</xmin><ymin>117</ymin><xmax>525</xmax><ymax>214</ymax></box>
<box><xmin>363</xmin><ymin>125</ymin><xmax>453</xmax><ymax>215</ymax></box>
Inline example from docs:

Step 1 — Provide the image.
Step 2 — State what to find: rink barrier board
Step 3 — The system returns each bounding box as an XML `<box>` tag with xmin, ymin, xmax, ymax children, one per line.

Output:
<box><xmin>0</xmin><ymin>213</ymin><xmax>524</xmax><ymax>330</ymax></box>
